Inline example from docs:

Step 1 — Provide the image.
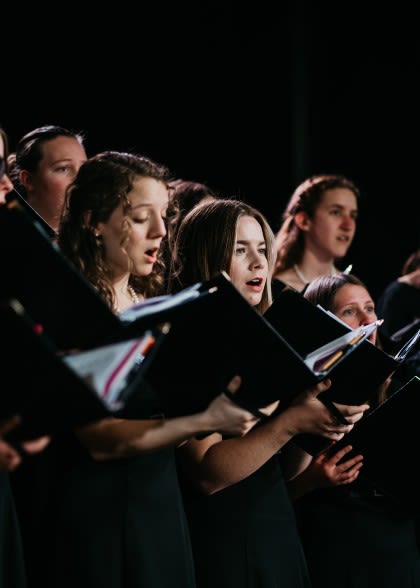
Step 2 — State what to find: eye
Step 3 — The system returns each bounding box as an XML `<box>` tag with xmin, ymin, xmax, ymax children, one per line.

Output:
<box><xmin>258</xmin><ymin>247</ymin><xmax>267</xmax><ymax>256</ymax></box>
<box><xmin>234</xmin><ymin>246</ymin><xmax>246</xmax><ymax>255</ymax></box>
<box><xmin>56</xmin><ymin>165</ymin><xmax>72</xmax><ymax>174</ymax></box>
<box><xmin>132</xmin><ymin>214</ymin><xmax>151</xmax><ymax>224</ymax></box>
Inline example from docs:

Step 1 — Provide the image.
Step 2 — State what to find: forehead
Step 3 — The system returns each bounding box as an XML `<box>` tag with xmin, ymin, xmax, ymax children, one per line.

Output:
<box><xmin>236</xmin><ymin>215</ymin><xmax>264</xmax><ymax>239</ymax></box>
<box><xmin>0</xmin><ymin>136</ymin><xmax>4</xmax><ymax>158</ymax></box>
<box><xmin>129</xmin><ymin>176</ymin><xmax>169</xmax><ymax>208</ymax></box>
<box><xmin>40</xmin><ymin>136</ymin><xmax>87</xmax><ymax>163</ymax></box>
<box><xmin>333</xmin><ymin>284</ymin><xmax>372</xmax><ymax>306</ymax></box>
<box><xmin>320</xmin><ymin>187</ymin><xmax>358</xmax><ymax>208</ymax></box>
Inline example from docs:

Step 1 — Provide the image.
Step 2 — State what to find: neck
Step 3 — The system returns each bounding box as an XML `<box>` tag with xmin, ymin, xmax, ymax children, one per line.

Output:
<box><xmin>113</xmin><ymin>277</ymin><xmax>140</xmax><ymax>313</ymax></box>
<box><xmin>293</xmin><ymin>262</ymin><xmax>337</xmax><ymax>285</ymax></box>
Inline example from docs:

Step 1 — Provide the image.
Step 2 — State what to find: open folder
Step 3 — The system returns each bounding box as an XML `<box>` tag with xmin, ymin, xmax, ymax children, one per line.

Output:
<box><xmin>110</xmin><ymin>272</ymin><xmax>384</xmax><ymax>418</ymax></box>
<box><xmin>0</xmin><ymin>299</ymin><xmax>164</xmax><ymax>441</ymax></box>
<box><xmin>264</xmin><ymin>287</ymin><xmax>420</xmax><ymax>454</ymax></box>
<box><xmin>264</xmin><ymin>287</ymin><xmax>420</xmax><ymax>405</ymax></box>
<box><xmin>327</xmin><ymin>376</ymin><xmax>420</xmax><ymax>514</ymax></box>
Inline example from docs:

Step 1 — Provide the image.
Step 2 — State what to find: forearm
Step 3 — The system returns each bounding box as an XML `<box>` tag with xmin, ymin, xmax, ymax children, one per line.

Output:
<box><xmin>179</xmin><ymin>413</ymin><xmax>299</xmax><ymax>494</ymax></box>
<box><xmin>75</xmin><ymin>411</ymin><xmax>225</xmax><ymax>460</ymax></box>
<box><xmin>280</xmin><ymin>441</ymin><xmax>312</xmax><ymax>481</ymax></box>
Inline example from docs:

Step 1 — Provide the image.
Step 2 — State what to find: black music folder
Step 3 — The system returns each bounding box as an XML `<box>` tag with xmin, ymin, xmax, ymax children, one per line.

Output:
<box><xmin>0</xmin><ymin>201</ymin><xmax>122</xmax><ymax>351</ymax></box>
<box><xmin>6</xmin><ymin>189</ymin><xmax>57</xmax><ymax>240</ymax></box>
<box><xmin>327</xmin><ymin>376</ymin><xmax>420</xmax><ymax>514</ymax></box>
<box><xmin>0</xmin><ymin>299</ymin><xmax>159</xmax><ymax>441</ymax></box>
<box><xmin>264</xmin><ymin>287</ymin><xmax>420</xmax><ymax>454</ymax></box>
<box><xmin>0</xmin><ymin>198</ymin><xmax>397</xmax><ymax>420</ymax></box>
<box><xmin>264</xmin><ymin>287</ymin><xmax>420</xmax><ymax>405</ymax></box>
<box><xmin>117</xmin><ymin>272</ymin><xmax>382</xmax><ymax>418</ymax></box>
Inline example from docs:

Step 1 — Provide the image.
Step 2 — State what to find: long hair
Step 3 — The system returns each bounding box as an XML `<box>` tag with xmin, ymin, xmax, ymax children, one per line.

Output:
<box><xmin>59</xmin><ymin>150</ymin><xmax>172</xmax><ymax>307</ymax></box>
<box><xmin>169</xmin><ymin>198</ymin><xmax>275</xmax><ymax>314</ymax></box>
<box><xmin>275</xmin><ymin>174</ymin><xmax>360</xmax><ymax>273</ymax></box>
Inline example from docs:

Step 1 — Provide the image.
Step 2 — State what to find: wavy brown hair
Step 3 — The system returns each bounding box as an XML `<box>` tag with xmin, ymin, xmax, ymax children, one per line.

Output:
<box><xmin>59</xmin><ymin>151</ymin><xmax>172</xmax><ymax>308</ymax></box>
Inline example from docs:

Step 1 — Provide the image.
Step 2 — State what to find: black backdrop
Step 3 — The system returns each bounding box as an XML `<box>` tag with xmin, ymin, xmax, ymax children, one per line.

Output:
<box><xmin>3</xmin><ymin>2</ymin><xmax>420</xmax><ymax>299</ymax></box>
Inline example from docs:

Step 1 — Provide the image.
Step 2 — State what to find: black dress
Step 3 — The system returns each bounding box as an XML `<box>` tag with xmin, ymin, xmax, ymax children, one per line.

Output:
<box><xmin>45</xmin><ymin>382</ymin><xmax>196</xmax><ymax>588</ymax></box>
<box><xmin>295</xmin><ymin>481</ymin><xmax>420</xmax><ymax>588</ymax></box>
<box><xmin>0</xmin><ymin>473</ymin><xmax>27</xmax><ymax>588</ymax></box>
<box><xmin>179</xmin><ymin>454</ymin><xmax>311</xmax><ymax>588</ymax></box>
<box><xmin>377</xmin><ymin>280</ymin><xmax>420</xmax><ymax>340</ymax></box>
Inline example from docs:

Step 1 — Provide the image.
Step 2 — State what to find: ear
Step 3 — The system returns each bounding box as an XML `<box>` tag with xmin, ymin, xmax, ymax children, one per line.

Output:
<box><xmin>19</xmin><ymin>170</ymin><xmax>34</xmax><ymax>191</ymax></box>
<box><xmin>294</xmin><ymin>210</ymin><xmax>311</xmax><ymax>232</ymax></box>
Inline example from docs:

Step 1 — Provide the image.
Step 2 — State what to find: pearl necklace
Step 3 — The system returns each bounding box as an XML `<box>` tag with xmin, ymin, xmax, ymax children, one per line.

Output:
<box><xmin>115</xmin><ymin>285</ymin><xmax>140</xmax><ymax>314</ymax></box>
<box><xmin>293</xmin><ymin>264</ymin><xmax>338</xmax><ymax>286</ymax></box>
<box><xmin>127</xmin><ymin>285</ymin><xmax>140</xmax><ymax>305</ymax></box>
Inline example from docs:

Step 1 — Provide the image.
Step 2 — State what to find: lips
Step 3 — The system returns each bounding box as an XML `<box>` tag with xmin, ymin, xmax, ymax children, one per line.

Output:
<box><xmin>246</xmin><ymin>277</ymin><xmax>264</xmax><ymax>292</ymax></box>
<box><xmin>246</xmin><ymin>278</ymin><xmax>263</xmax><ymax>286</ymax></box>
<box><xmin>144</xmin><ymin>247</ymin><xmax>159</xmax><ymax>263</ymax></box>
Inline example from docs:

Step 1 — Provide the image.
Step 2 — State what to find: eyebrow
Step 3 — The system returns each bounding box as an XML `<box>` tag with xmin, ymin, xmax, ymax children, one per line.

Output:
<box><xmin>236</xmin><ymin>239</ymin><xmax>266</xmax><ymax>245</ymax></box>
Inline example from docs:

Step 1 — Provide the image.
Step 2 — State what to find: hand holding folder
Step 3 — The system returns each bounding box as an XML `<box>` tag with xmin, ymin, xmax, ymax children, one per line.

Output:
<box><xmin>327</xmin><ymin>376</ymin><xmax>420</xmax><ymax>514</ymax></box>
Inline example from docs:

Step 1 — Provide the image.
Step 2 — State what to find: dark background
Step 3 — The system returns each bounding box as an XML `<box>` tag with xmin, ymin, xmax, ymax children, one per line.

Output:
<box><xmin>3</xmin><ymin>2</ymin><xmax>420</xmax><ymax>299</ymax></box>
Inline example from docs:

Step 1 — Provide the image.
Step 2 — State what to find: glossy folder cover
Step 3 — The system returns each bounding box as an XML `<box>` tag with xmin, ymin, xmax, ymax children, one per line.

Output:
<box><xmin>328</xmin><ymin>376</ymin><xmax>420</xmax><ymax>513</ymax></box>
<box><xmin>119</xmin><ymin>272</ymin><xmax>380</xmax><ymax>418</ymax></box>
<box><xmin>0</xmin><ymin>299</ymin><xmax>156</xmax><ymax>441</ymax></box>
<box><xmin>264</xmin><ymin>287</ymin><xmax>420</xmax><ymax>455</ymax></box>
<box><xmin>0</xmin><ymin>202</ymin><xmax>396</xmax><ymax>420</ymax></box>
<box><xmin>0</xmin><ymin>202</ymin><xmax>121</xmax><ymax>351</ymax></box>
<box><xmin>264</xmin><ymin>287</ymin><xmax>402</xmax><ymax>405</ymax></box>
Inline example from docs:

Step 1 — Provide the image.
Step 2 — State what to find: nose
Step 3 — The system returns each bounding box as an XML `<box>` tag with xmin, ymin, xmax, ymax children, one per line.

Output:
<box><xmin>149</xmin><ymin>213</ymin><xmax>167</xmax><ymax>239</ymax></box>
<box><xmin>340</xmin><ymin>214</ymin><xmax>356</xmax><ymax>231</ymax></box>
<box><xmin>0</xmin><ymin>173</ymin><xmax>13</xmax><ymax>203</ymax></box>
<box><xmin>358</xmin><ymin>310</ymin><xmax>376</xmax><ymax>327</ymax></box>
<box><xmin>249</xmin><ymin>250</ymin><xmax>265</xmax><ymax>269</ymax></box>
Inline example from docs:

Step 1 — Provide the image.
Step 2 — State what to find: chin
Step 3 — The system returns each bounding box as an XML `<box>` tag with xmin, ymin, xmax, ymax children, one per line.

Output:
<box><xmin>245</xmin><ymin>293</ymin><xmax>263</xmax><ymax>307</ymax></box>
<box><xmin>133</xmin><ymin>263</ymin><xmax>154</xmax><ymax>277</ymax></box>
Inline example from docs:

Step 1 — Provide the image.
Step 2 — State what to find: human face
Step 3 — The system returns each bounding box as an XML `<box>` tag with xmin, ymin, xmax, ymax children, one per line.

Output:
<box><xmin>20</xmin><ymin>136</ymin><xmax>87</xmax><ymax>229</ymax></box>
<box><xmin>96</xmin><ymin>176</ymin><xmax>168</xmax><ymax>280</ymax></box>
<box><xmin>331</xmin><ymin>283</ymin><xmax>378</xmax><ymax>344</ymax></box>
<box><xmin>0</xmin><ymin>137</ymin><xmax>13</xmax><ymax>204</ymax></box>
<box><xmin>303</xmin><ymin>188</ymin><xmax>358</xmax><ymax>261</ymax></box>
<box><xmin>229</xmin><ymin>215</ymin><xmax>268</xmax><ymax>306</ymax></box>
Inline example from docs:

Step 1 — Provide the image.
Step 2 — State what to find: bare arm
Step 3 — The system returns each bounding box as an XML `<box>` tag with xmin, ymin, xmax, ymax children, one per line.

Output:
<box><xmin>75</xmin><ymin>377</ymin><xmax>261</xmax><ymax>460</ymax></box>
<box><xmin>177</xmin><ymin>380</ymin><xmax>368</xmax><ymax>494</ymax></box>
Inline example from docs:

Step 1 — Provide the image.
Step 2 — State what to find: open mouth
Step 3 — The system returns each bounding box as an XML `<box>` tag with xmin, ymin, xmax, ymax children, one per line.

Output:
<box><xmin>246</xmin><ymin>277</ymin><xmax>263</xmax><ymax>287</ymax></box>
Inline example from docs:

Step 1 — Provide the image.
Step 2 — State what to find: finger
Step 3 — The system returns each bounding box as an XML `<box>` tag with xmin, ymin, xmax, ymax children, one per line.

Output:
<box><xmin>226</xmin><ymin>375</ymin><xmax>242</xmax><ymax>394</ymax></box>
<box><xmin>329</xmin><ymin>444</ymin><xmax>354</xmax><ymax>463</ymax></box>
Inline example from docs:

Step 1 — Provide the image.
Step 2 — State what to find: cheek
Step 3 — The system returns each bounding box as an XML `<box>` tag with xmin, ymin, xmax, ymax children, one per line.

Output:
<box><xmin>126</xmin><ymin>227</ymin><xmax>147</xmax><ymax>250</ymax></box>
<box><xmin>340</xmin><ymin>316</ymin><xmax>358</xmax><ymax>329</ymax></box>
<box><xmin>229</xmin><ymin>261</ymin><xmax>240</xmax><ymax>285</ymax></box>
<box><xmin>41</xmin><ymin>175</ymin><xmax>69</xmax><ymax>193</ymax></box>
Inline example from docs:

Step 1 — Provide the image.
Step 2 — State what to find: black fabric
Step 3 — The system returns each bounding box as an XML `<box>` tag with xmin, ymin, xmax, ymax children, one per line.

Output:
<box><xmin>295</xmin><ymin>483</ymin><xmax>420</xmax><ymax>587</ymax></box>
<box><xmin>0</xmin><ymin>473</ymin><xmax>27</xmax><ymax>588</ymax></box>
<box><xmin>180</xmin><ymin>455</ymin><xmax>311</xmax><ymax>588</ymax></box>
